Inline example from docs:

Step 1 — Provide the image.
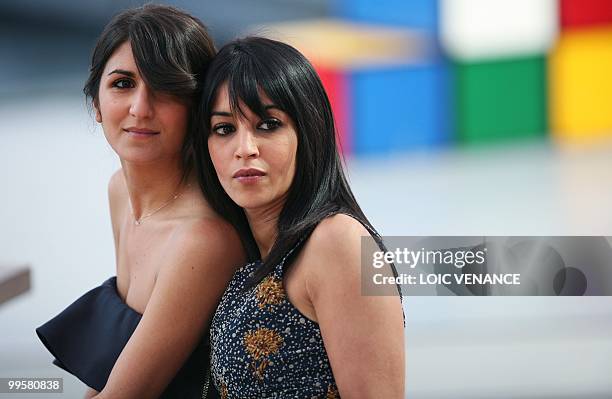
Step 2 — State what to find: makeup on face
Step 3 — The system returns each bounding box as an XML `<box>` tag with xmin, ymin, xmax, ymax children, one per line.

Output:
<box><xmin>207</xmin><ymin>84</ymin><xmax>298</xmax><ymax>211</ymax></box>
<box><xmin>96</xmin><ymin>41</ymin><xmax>189</xmax><ymax>163</ymax></box>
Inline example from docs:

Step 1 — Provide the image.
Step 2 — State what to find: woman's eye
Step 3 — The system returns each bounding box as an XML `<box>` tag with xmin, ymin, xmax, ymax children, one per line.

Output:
<box><xmin>258</xmin><ymin>119</ymin><xmax>282</xmax><ymax>131</ymax></box>
<box><xmin>112</xmin><ymin>78</ymin><xmax>135</xmax><ymax>89</ymax></box>
<box><xmin>213</xmin><ymin>124</ymin><xmax>235</xmax><ymax>136</ymax></box>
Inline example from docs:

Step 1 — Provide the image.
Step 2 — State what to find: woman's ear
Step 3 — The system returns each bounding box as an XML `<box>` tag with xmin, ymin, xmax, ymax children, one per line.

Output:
<box><xmin>94</xmin><ymin>101</ymin><xmax>102</xmax><ymax>123</ymax></box>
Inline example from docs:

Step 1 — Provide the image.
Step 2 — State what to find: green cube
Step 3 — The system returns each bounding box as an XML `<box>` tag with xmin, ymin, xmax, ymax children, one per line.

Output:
<box><xmin>454</xmin><ymin>55</ymin><xmax>547</xmax><ymax>144</ymax></box>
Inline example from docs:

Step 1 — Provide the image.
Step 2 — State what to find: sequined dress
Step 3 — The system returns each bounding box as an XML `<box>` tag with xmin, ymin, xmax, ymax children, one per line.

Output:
<box><xmin>210</xmin><ymin>242</ymin><xmax>342</xmax><ymax>399</ymax></box>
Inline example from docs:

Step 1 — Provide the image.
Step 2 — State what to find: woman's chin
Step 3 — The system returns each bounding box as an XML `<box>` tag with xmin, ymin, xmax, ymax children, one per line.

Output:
<box><xmin>118</xmin><ymin>152</ymin><xmax>157</xmax><ymax>163</ymax></box>
<box><xmin>228</xmin><ymin>194</ymin><xmax>267</xmax><ymax>212</ymax></box>
<box><xmin>113</xmin><ymin>149</ymin><xmax>173</xmax><ymax>165</ymax></box>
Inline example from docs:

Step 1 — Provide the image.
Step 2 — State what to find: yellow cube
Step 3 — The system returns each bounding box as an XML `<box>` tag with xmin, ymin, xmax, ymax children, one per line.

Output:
<box><xmin>549</xmin><ymin>27</ymin><xmax>612</xmax><ymax>143</ymax></box>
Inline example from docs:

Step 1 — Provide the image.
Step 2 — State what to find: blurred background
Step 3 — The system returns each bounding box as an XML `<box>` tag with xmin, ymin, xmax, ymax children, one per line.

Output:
<box><xmin>1</xmin><ymin>0</ymin><xmax>612</xmax><ymax>398</ymax></box>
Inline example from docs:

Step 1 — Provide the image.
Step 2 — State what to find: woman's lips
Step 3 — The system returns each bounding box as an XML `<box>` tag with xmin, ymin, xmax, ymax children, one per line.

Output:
<box><xmin>233</xmin><ymin>168</ymin><xmax>266</xmax><ymax>184</ymax></box>
<box><xmin>124</xmin><ymin>127</ymin><xmax>160</xmax><ymax>137</ymax></box>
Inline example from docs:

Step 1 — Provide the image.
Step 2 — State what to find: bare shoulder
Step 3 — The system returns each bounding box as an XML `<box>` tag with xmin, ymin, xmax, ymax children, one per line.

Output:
<box><xmin>305</xmin><ymin>213</ymin><xmax>370</xmax><ymax>260</ymax></box>
<box><xmin>170</xmin><ymin>216</ymin><xmax>242</xmax><ymax>253</ymax></box>
<box><xmin>162</xmin><ymin>216</ymin><xmax>245</xmax><ymax>275</ymax></box>
<box><xmin>298</xmin><ymin>213</ymin><xmax>371</xmax><ymax>291</ymax></box>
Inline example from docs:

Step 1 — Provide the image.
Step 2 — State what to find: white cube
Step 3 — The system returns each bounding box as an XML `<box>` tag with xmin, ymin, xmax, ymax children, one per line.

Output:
<box><xmin>441</xmin><ymin>0</ymin><xmax>558</xmax><ymax>61</ymax></box>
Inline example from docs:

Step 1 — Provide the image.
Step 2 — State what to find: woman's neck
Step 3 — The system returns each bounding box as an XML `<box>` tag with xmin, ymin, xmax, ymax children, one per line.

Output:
<box><xmin>245</xmin><ymin>196</ymin><xmax>286</xmax><ymax>258</ymax></box>
<box><xmin>120</xmin><ymin>157</ymin><xmax>190</xmax><ymax>220</ymax></box>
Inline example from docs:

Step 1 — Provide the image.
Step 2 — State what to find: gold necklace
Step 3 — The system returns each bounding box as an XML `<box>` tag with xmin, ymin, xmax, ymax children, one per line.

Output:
<box><xmin>130</xmin><ymin>183</ymin><xmax>189</xmax><ymax>226</ymax></box>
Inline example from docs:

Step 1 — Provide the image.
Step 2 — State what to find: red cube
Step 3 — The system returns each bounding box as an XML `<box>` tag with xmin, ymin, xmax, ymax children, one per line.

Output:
<box><xmin>315</xmin><ymin>67</ymin><xmax>352</xmax><ymax>155</ymax></box>
<box><xmin>561</xmin><ymin>0</ymin><xmax>612</xmax><ymax>28</ymax></box>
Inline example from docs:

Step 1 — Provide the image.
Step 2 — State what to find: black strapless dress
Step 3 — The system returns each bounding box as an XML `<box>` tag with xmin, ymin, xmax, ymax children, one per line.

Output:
<box><xmin>36</xmin><ymin>277</ymin><xmax>218</xmax><ymax>398</ymax></box>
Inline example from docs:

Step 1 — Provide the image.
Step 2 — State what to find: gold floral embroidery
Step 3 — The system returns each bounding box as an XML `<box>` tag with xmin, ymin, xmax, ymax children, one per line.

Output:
<box><xmin>255</xmin><ymin>276</ymin><xmax>285</xmax><ymax>309</ymax></box>
<box><xmin>219</xmin><ymin>382</ymin><xmax>228</xmax><ymax>399</ymax></box>
<box><xmin>243</xmin><ymin>327</ymin><xmax>284</xmax><ymax>380</ymax></box>
<box><xmin>326</xmin><ymin>384</ymin><xmax>340</xmax><ymax>399</ymax></box>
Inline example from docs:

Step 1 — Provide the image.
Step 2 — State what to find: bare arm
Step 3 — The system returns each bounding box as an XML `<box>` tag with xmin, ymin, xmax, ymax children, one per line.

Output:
<box><xmin>84</xmin><ymin>388</ymin><xmax>98</xmax><ymax>399</ymax></box>
<box><xmin>304</xmin><ymin>214</ymin><xmax>405</xmax><ymax>398</ymax></box>
<box><xmin>92</xmin><ymin>220</ymin><xmax>244</xmax><ymax>399</ymax></box>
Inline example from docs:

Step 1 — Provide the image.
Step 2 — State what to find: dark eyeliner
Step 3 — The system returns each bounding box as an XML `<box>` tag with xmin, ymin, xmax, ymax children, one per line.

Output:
<box><xmin>258</xmin><ymin>118</ymin><xmax>282</xmax><ymax>131</ymax></box>
<box><xmin>111</xmin><ymin>78</ymin><xmax>134</xmax><ymax>89</ymax></box>
<box><xmin>212</xmin><ymin>123</ymin><xmax>235</xmax><ymax>136</ymax></box>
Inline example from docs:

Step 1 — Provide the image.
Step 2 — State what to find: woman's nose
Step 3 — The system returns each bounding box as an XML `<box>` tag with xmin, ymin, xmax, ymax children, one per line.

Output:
<box><xmin>129</xmin><ymin>85</ymin><xmax>154</xmax><ymax>119</ymax></box>
<box><xmin>234</xmin><ymin>129</ymin><xmax>259</xmax><ymax>160</ymax></box>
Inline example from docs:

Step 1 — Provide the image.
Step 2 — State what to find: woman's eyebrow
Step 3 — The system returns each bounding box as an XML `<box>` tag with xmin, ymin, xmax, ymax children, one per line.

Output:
<box><xmin>211</xmin><ymin>111</ymin><xmax>232</xmax><ymax>117</ymax></box>
<box><xmin>107</xmin><ymin>69</ymin><xmax>135</xmax><ymax>77</ymax></box>
<box><xmin>210</xmin><ymin>105</ymin><xmax>280</xmax><ymax>118</ymax></box>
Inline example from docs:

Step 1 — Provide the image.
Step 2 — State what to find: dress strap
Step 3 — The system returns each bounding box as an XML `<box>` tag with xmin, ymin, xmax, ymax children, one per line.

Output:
<box><xmin>275</xmin><ymin>211</ymin><xmax>378</xmax><ymax>274</ymax></box>
<box><xmin>270</xmin><ymin>211</ymin><xmax>405</xmax><ymax>325</ymax></box>
<box><xmin>275</xmin><ymin>236</ymin><xmax>307</xmax><ymax>273</ymax></box>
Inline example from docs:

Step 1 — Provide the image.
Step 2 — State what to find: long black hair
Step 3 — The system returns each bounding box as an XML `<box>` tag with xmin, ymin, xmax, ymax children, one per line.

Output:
<box><xmin>195</xmin><ymin>37</ymin><xmax>388</xmax><ymax>286</ymax></box>
<box><xmin>83</xmin><ymin>4</ymin><xmax>216</xmax><ymax>177</ymax></box>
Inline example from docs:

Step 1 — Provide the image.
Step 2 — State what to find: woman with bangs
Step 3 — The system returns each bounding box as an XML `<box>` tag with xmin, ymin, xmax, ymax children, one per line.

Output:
<box><xmin>36</xmin><ymin>5</ymin><xmax>244</xmax><ymax>399</ymax></box>
<box><xmin>196</xmin><ymin>37</ymin><xmax>405</xmax><ymax>398</ymax></box>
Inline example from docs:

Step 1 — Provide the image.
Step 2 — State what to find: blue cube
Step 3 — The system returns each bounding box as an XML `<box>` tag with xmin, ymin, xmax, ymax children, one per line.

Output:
<box><xmin>350</xmin><ymin>61</ymin><xmax>451</xmax><ymax>155</ymax></box>
<box><xmin>332</xmin><ymin>0</ymin><xmax>439</xmax><ymax>34</ymax></box>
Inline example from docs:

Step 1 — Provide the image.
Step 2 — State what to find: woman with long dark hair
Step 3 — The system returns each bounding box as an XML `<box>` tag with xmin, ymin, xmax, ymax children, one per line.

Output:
<box><xmin>196</xmin><ymin>37</ymin><xmax>405</xmax><ymax>398</ymax></box>
<box><xmin>36</xmin><ymin>6</ymin><xmax>243</xmax><ymax>398</ymax></box>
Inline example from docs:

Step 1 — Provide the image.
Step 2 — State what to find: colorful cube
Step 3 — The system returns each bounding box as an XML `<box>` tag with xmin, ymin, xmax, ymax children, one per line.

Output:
<box><xmin>255</xmin><ymin>19</ymin><xmax>449</xmax><ymax>155</ymax></box>
<box><xmin>331</xmin><ymin>0</ymin><xmax>439</xmax><ymax>34</ymax></box>
<box><xmin>350</xmin><ymin>63</ymin><xmax>450</xmax><ymax>155</ymax></box>
<box><xmin>561</xmin><ymin>0</ymin><xmax>612</xmax><ymax>29</ymax></box>
<box><xmin>454</xmin><ymin>56</ymin><xmax>547</xmax><ymax>143</ymax></box>
<box><xmin>316</xmin><ymin>67</ymin><xmax>352</xmax><ymax>154</ymax></box>
<box><xmin>549</xmin><ymin>27</ymin><xmax>612</xmax><ymax>142</ymax></box>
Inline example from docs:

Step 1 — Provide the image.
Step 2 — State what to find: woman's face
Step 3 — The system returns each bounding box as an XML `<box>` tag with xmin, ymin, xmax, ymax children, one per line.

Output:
<box><xmin>208</xmin><ymin>83</ymin><xmax>298</xmax><ymax>212</ymax></box>
<box><xmin>95</xmin><ymin>41</ymin><xmax>189</xmax><ymax>164</ymax></box>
